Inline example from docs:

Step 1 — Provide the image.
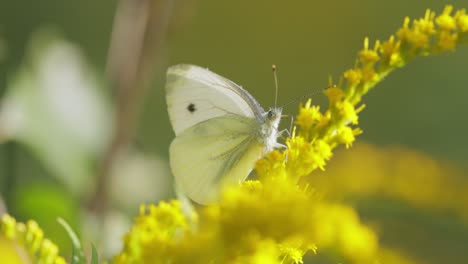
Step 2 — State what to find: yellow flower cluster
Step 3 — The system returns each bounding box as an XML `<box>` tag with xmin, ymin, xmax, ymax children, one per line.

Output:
<box><xmin>115</xmin><ymin>177</ymin><xmax>388</xmax><ymax>263</ymax></box>
<box><xmin>0</xmin><ymin>214</ymin><xmax>66</xmax><ymax>264</ymax></box>
<box><xmin>203</xmin><ymin>177</ymin><xmax>317</xmax><ymax>264</ymax></box>
<box><xmin>114</xmin><ymin>178</ymin><xmax>316</xmax><ymax>264</ymax></box>
<box><xmin>114</xmin><ymin>201</ymin><xmax>193</xmax><ymax>263</ymax></box>
<box><xmin>115</xmin><ymin>5</ymin><xmax>467</xmax><ymax>264</ymax></box>
<box><xmin>309</xmin><ymin>143</ymin><xmax>468</xmax><ymax>223</ymax></box>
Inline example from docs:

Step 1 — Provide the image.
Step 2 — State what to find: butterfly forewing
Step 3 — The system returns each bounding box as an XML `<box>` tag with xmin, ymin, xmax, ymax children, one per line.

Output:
<box><xmin>166</xmin><ymin>64</ymin><xmax>264</xmax><ymax>135</ymax></box>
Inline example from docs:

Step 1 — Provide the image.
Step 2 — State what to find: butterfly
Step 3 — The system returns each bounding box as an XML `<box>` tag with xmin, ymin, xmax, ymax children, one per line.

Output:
<box><xmin>166</xmin><ymin>64</ymin><xmax>283</xmax><ymax>204</ymax></box>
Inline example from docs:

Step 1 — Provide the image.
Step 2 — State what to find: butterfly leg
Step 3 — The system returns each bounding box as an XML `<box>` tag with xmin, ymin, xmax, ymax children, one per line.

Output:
<box><xmin>283</xmin><ymin>116</ymin><xmax>295</xmax><ymax>162</ymax></box>
<box><xmin>277</xmin><ymin>115</ymin><xmax>294</xmax><ymax>138</ymax></box>
<box><xmin>274</xmin><ymin>141</ymin><xmax>287</xmax><ymax>149</ymax></box>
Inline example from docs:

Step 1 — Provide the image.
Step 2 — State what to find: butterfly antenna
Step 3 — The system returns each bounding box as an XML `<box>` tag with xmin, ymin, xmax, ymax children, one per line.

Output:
<box><xmin>272</xmin><ymin>64</ymin><xmax>279</xmax><ymax>108</ymax></box>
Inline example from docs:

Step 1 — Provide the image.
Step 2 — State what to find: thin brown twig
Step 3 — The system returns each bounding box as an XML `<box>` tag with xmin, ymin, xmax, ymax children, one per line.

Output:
<box><xmin>89</xmin><ymin>0</ymin><xmax>173</xmax><ymax>213</ymax></box>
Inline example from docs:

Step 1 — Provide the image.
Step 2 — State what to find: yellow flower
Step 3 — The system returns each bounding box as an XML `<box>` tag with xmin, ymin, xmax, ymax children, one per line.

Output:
<box><xmin>0</xmin><ymin>214</ymin><xmax>66</xmax><ymax>264</ymax></box>
<box><xmin>398</xmin><ymin>17</ymin><xmax>431</xmax><ymax>50</ymax></box>
<box><xmin>285</xmin><ymin>136</ymin><xmax>332</xmax><ymax>177</ymax></box>
<box><xmin>437</xmin><ymin>30</ymin><xmax>458</xmax><ymax>51</ymax></box>
<box><xmin>359</xmin><ymin>38</ymin><xmax>380</xmax><ymax>65</ymax></box>
<box><xmin>335</xmin><ymin>126</ymin><xmax>356</xmax><ymax>148</ymax></box>
<box><xmin>324</xmin><ymin>85</ymin><xmax>344</xmax><ymax>105</ymax></box>
<box><xmin>436</xmin><ymin>5</ymin><xmax>456</xmax><ymax>31</ymax></box>
<box><xmin>294</xmin><ymin>100</ymin><xmax>322</xmax><ymax>137</ymax></box>
<box><xmin>1</xmin><ymin>214</ymin><xmax>16</xmax><ymax>239</ymax></box>
<box><xmin>255</xmin><ymin>150</ymin><xmax>286</xmax><ymax>179</ymax></box>
<box><xmin>339</xmin><ymin>101</ymin><xmax>359</xmax><ymax>125</ymax></box>
<box><xmin>311</xmin><ymin>143</ymin><xmax>468</xmax><ymax>221</ymax></box>
<box><xmin>380</xmin><ymin>35</ymin><xmax>403</xmax><ymax>68</ymax></box>
<box><xmin>414</xmin><ymin>9</ymin><xmax>436</xmax><ymax>35</ymax></box>
<box><xmin>313</xmin><ymin>203</ymin><xmax>379</xmax><ymax>262</ymax></box>
<box><xmin>455</xmin><ymin>9</ymin><xmax>468</xmax><ymax>32</ymax></box>
<box><xmin>344</xmin><ymin>68</ymin><xmax>362</xmax><ymax>86</ymax></box>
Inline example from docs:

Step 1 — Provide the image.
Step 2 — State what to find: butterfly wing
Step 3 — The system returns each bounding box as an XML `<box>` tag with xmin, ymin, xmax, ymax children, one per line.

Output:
<box><xmin>169</xmin><ymin>115</ymin><xmax>264</xmax><ymax>204</ymax></box>
<box><xmin>165</xmin><ymin>64</ymin><xmax>264</xmax><ymax>135</ymax></box>
<box><xmin>166</xmin><ymin>64</ymin><xmax>269</xmax><ymax>204</ymax></box>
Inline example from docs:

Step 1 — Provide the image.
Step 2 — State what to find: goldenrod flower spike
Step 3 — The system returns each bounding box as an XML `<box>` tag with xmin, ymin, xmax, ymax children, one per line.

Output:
<box><xmin>258</xmin><ymin>5</ymin><xmax>468</xmax><ymax>184</ymax></box>
<box><xmin>0</xmin><ymin>214</ymin><xmax>66</xmax><ymax>264</ymax></box>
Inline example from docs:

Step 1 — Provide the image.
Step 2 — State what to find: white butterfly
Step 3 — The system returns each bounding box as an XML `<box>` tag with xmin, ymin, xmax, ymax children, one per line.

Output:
<box><xmin>166</xmin><ymin>64</ymin><xmax>283</xmax><ymax>204</ymax></box>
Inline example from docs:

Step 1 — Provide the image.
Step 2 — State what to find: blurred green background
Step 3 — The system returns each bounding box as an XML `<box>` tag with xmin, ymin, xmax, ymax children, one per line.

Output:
<box><xmin>0</xmin><ymin>0</ymin><xmax>467</xmax><ymax>263</ymax></box>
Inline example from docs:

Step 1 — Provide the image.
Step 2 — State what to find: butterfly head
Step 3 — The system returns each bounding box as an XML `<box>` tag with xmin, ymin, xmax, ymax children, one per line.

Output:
<box><xmin>266</xmin><ymin>107</ymin><xmax>282</xmax><ymax>124</ymax></box>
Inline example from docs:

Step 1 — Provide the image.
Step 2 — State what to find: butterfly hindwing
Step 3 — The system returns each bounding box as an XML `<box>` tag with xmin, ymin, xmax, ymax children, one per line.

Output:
<box><xmin>169</xmin><ymin>115</ymin><xmax>264</xmax><ymax>204</ymax></box>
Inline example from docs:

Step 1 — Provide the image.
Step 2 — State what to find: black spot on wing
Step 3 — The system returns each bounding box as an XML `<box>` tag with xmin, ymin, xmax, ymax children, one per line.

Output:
<box><xmin>187</xmin><ymin>103</ymin><xmax>196</xmax><ymax>113</ymax></box>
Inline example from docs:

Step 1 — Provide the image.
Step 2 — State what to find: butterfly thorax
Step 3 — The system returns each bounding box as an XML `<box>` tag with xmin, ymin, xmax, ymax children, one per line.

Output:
<box><xmin>256</xmin><ymin>107</ymin><xmax>282</xmax><ymax>153</ymax></box>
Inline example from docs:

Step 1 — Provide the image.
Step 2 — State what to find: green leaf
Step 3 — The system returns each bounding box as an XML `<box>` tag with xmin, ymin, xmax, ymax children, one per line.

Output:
<box><xmin>90</xmin><ymin>243</ymin><xmax>99</xmax><ymax>264</ymax></box>
<box><xmin>57</xmin><ymin>217</ymin><xmax>86</xmax><ymax>264</ymax></box>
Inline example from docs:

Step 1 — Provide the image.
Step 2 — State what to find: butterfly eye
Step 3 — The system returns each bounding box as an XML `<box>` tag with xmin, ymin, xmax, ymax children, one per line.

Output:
<box><xmin>267</xmin><ymin>110</ymin><xmax>274</xmax><ymax>119</ymax></box>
